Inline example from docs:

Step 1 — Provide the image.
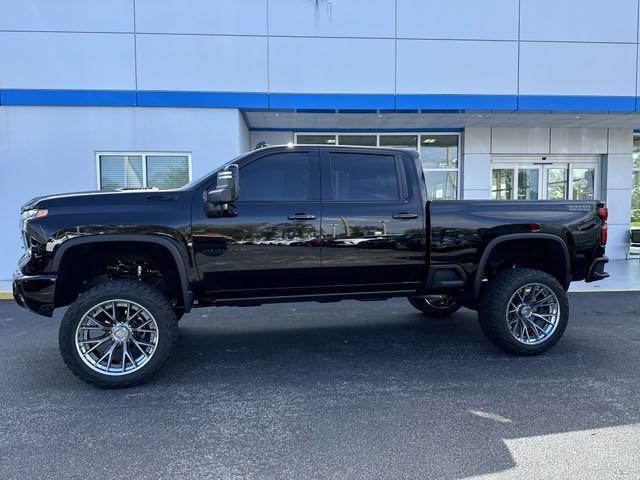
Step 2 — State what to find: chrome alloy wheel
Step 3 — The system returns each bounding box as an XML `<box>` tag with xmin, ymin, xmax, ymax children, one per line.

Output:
<box><xmin>506</xmin><ymin>283</ymin><xmax>560</xmax><ymax>345</ymax></box>
<box><xmin>75</xmin><ymin>299</ymin><xmax>159</xmax><ymax>376</ymax></box>
<box><xmin>423</xmin><ymin>295</ymin><xmax>457</xmax><ymax>310</ymax></box>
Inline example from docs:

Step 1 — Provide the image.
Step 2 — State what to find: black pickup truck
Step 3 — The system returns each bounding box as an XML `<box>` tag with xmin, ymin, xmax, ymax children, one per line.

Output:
<box><xmin>13</xmin><ymin>145</ymin><xmax>609</xmax><ymax>387</ymax></box>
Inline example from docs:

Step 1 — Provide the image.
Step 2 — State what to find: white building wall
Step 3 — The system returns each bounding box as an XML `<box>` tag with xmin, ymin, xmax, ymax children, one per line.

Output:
<box><xmin>0</xmin><ymin>32</ymin><xmax>136</xmax><ymax>90</ymax></box>
<box><xmin>1</xmin><ymin>0</ymin><xmax>639</xmax><ymax>101</ymax></box>
<box><xmin>0</xmin><ymin>0</ymin><xmax>134</xmax><ymax>32</ymax></box>
<box><xmin>462</xmin><ymin>128</ymin><xmax>492</xmax><ymax>199</ymax></box>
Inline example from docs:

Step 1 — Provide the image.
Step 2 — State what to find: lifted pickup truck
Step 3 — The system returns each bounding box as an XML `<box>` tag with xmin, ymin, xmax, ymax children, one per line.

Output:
<box><xmin>14</xmin><ymin>145</ymin><xmax>609</xmax><ymax>387</ymax></box>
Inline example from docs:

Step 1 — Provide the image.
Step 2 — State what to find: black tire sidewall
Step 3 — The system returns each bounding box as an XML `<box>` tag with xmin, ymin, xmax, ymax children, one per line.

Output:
<box><xmin>59</xmin><ymin>280</ymin><xmax>178</xmax><ymax>388</ymax></box>
<box><xmin>479</xmin><ymin>268</ymin><xmax>569</xmax><ymax>355</ymax></box>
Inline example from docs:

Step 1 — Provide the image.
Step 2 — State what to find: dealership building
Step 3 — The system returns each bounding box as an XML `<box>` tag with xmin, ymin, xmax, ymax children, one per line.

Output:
<box><xmin>1</xmin><ymin>0</ymin><xmax>640</xmax><ymax>282</ymax></box>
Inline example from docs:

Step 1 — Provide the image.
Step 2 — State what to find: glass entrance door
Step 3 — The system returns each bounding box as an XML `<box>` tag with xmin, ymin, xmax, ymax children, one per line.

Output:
<box><xmin>491</xmin><ymin>157</ymin><xmax>599</xmax><ymax>200</ymax></box>
<box><xmin>544</xmin><ymin>166</ymin><xmax>569</xmax><ymax>200</ymax></box>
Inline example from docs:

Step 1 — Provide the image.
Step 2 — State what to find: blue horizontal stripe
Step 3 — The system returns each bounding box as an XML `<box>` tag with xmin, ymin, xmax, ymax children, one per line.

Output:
<box><xmin>251</xmin><ymin>127</ymin><xmax>463</xmax><ymax>133</ymax></box>
<box><xmin>1</xmin><ymin>89</ymin><xmax>639</xmax><ymax>113</ymax></box>
<box><xmin>518</xmin><ymin>95</ymin><xmax>636</xmax><ymax>111</ymax></box>
<box><xmin>1</xmin><ymin>89</ymin><xmax>136</xmax><ymax>106</ymax></box>
<box><xmin>397</xmin><ymin>94</ymin><xmax>518</xmax><ymax>110</ymax></box>
<box><xmin>137</xmin><ymin>91</ymin><xmax>269</xmax><ymax>108</ymax></box>
<box><xmin>269</xmin><ymin>93</ymin><xmax>396</xmax><ymax>110</ymax></box>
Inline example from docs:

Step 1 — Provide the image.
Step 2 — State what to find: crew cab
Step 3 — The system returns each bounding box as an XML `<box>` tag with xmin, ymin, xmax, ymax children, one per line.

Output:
<box><xmin>13</xmin><ymin>145</ymin><xmax>609</xmax><ymax>387</ymax></box>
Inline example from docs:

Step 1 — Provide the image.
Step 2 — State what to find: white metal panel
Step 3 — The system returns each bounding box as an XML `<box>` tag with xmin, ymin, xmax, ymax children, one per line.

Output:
<box><xmin>0</xmin><ymin>32</ymin><xmax>135</xmax><ymax>89</ymax></box>
<box><xmin>463</xmin><ymin>189</ymin><xmax>492</xmax><ymax>200</ymax></box>
<box><xmin>605</xmin><ymin>154</ymin><xmax>634</xmax><ymax>190</ymax></box>
<box><xmin>519</xmin><ymin>42</ymin><xmax>637</xmax><ymax>96</ymax></box>
<box><xmin>136</xmin><ymin>34</ymin><xmax>268</xmax><ymax>92</ymax></box>
<box><xmin>269</xmin><ymin>37</ymin><xmax>395</xmax><ymax>94</ymax></box>
<box><xmin>520</xmin><ymin>0</ymin><xmax>638</xmax><ymax>43</ymax></box>
<box><xmin>491</xmin><ymin>128</ymin><xmax>551</xmax><ymax>154</ymax></box>
<box><xmin>396</xmin><ymin>40</ymin><xmax>518</xmax><ymax>94</ymax></box>
<box><xmin>606</xmin><ymin>189</ymin><xmax>633</xmax><ymax>225</ymax></box>
<box><xmin>462</xmin><ymin>154</ymin><xmax>492</xmax><ymax>190</ymax></box>
<box><xmin>607</xmin><ymin>224</ymin><xmax>632</xmax><ymax>259</ymax></box>
<box><xmin>550</xmin><ymin>128</ymin><xmax>608</xmax><ymax>154</ymax></box>
<box><xmin>0</xmin><ymin>0</ymin><xmax>134</xmax><ymax>32</ymax></box>
<box><xmin>463</xmin><ymin>128</ymin><xmax>491</xmax><ymax>153</ymax></box>
<box><xmin>397</xmin><ymin>0</ymin><xmax>518</xmax><ymax>40</ymax></box>
<box><xmin>608</xmin><ymin>129</ymin><xmax>634</xmax><ymax>154</ymax></box>
<box><xmin>269</xmin><ymin>0</ymin><xmax>395</xmax><ymax>38</ymax></box>
<box><xmin>135</xmin><ymin>0</ymin><xmax>267</xmax><ymax>35</ymax></box>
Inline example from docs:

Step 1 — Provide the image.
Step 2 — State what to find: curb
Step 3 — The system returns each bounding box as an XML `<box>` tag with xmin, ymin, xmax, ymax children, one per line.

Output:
<box><xmin>0</xmin><ymin>292</ymin><xmax>13</xmax><ymax>300</ymax></box>
<box><xmin>570</xmin><ymin>287</ymin><xmax>640</xmax><ymax>293</ymax></box>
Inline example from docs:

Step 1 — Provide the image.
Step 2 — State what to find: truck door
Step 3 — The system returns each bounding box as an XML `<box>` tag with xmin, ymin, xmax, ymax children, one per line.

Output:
<box><xmin>191</xmin><ymin>148</ymin><xmax>322</xmax><ymax>295</ymax></box>
<box><xmin>319</xmin><ymin>149</ymin><xmax>425</xmax><ymax>287</ymax></box>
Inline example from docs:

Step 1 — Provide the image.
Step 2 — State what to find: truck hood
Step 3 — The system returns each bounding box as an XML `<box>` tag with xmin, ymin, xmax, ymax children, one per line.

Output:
<box><xmin>21</xmin><ymin>189</ymin><xmax>185</xmax><ymax>212</ymax></box>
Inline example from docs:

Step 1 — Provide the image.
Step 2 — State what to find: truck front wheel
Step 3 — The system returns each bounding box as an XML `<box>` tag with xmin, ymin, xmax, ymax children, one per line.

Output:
<box><xmin>407</xmin><ymin>295</ymin><xmax>462</xmax><ymax>318</ymax></box>
<box><xmin>59</xmin><ymin>280</ymin><xmax>178</xmax><ymax>388</ymax></box>
<box><xmin>478</xmin><ymin>268</ymin><xmax>569</xmax><ymax>355</ymax></box>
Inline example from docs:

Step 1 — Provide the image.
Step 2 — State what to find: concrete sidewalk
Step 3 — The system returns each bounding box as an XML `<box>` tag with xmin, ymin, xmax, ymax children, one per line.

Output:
<box><xmin>0</xmin><ymin>281</ymin><xmax>10</xmax><ymax>299</ymax></box>
<box><xmin>1</xmin><ymin>259</ymin><xmax>638</xmax><ymax>298</ymax></box>
<box><xmin>570</xmin><ymin>259</ymin><xmax>640</xmax><ymax>292</ymax></box>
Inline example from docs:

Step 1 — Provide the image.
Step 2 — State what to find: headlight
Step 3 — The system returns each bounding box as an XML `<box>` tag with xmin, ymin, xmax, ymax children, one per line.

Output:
<box><xmin>20</xmin><ymin>209</ymin><xmax>47</xmax><ymax>250</ymax></box>
<box><xmin>20</xmin><ymin>209</ymin><xmax>47</xmax><ymax>229</ymax></box>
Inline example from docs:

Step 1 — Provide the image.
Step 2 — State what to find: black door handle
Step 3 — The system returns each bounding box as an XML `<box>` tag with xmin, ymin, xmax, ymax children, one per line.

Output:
<box><xmin>288</xmin><ymin>213</ymin><xmax>316</xmax><ymax>221</ymax></box>
<box><xmin>392</xmin><ymin>212</ymin><xmax>418</xmax><ymax>220</ymax></box>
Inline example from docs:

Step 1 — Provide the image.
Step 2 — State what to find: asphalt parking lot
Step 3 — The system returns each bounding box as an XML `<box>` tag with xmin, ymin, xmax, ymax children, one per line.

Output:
<box><xmin>1</xmin><ymin>292</ymin><xmax>640</xmax><ymax>479</ymax></box>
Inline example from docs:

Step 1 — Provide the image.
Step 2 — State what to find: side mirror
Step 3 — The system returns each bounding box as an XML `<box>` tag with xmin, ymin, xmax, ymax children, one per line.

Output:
<box><xmin>207</xmin><ymin>164</ymin><xmax>239</xmax><ymax>203</ymax></box>
<box><xmin>204</xmin><ymin>164</ymin><xmax>239</xmax><ymax>217</ymax></box>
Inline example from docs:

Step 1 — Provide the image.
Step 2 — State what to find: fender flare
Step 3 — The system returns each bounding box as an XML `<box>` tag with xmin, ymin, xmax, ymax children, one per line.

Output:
<box><xmin>471</xmin><ymin>233</ymin><xmax>571</xmax><ymax>300</ymax></box>
<box><xmin>50</xmin><ymin>234</ymin><xmax>194</xmax><ymax>312</ymax></box>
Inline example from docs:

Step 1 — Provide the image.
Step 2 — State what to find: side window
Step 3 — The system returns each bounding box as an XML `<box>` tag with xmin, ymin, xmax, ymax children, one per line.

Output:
<box><xmin>328</xmin><ymin>153</ymin><xmax>400</xmax><ymax>201</ymax></box>
<box><xmin>239</xmin><ymin>152</ymin><xmax>314</xmax><ymax>201</ymax></box>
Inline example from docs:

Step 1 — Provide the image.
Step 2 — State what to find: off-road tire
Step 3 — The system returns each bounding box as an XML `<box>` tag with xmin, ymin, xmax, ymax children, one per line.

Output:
<box><xmin>478</xmin><ymin>268</ymin><xmax>569</xmax><ymax>355</ymax></box>
<box><xmin>59</xmin><ymin>280</ymin><xmax>178</xmax><ymax>388</ymax></box>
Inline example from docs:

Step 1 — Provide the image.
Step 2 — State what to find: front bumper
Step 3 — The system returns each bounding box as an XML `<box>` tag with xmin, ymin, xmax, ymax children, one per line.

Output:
<box><xmin>585</xmin><ymin>256</ymin><xmax>609</xmax><ymax>283</ymax></box>
<box><xmin>12</xmin><ymin>271</ymin><xmax>57</xmax><ymax>317</ymax></box>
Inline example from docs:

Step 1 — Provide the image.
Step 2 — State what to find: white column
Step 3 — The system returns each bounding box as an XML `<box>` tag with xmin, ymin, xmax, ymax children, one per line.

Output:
<box><xmin>603</xmin><ymin>128</ymin><xmax>633</xmax><ymax>260</ymax></box>
<box><xmin>462</xmin><ymin>127</ymin><xmax>491</xmax><ymax>199</ymax></box>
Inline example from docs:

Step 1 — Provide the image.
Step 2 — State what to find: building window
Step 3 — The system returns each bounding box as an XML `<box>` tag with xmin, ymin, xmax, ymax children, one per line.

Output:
<box><xmin>419</xmin><ymin>135</ymin><xmax>458</xmax><ymax>200</ymax></box>
<box><xmin>632</xmin><ymin>138</ymin><xmax>640</xmax><ymax>226</ymax></box>
<box><xmin>294</xmin><ymin>132</ymin><xmax>460</xmax><ymax>200</ymax></box>
<box><xmin>97</xmin><ymin>153</ymin><xmax>191</xmax><ymax>190</ymax></box>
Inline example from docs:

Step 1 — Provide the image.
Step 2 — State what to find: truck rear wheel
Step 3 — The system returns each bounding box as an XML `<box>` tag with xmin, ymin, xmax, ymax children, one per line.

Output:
<box><xmin>407</xmin><ymin>295</ymin><xmax>462</xmax><ymax>317</ymax></box>
<box><xmin>478</xmin><ymin>268</ymin><xmax>568</xmax><ymax>355</ymax></box>
<box><xmin>59</xmin><ymin>280</ymin><xmax>178</xmax><ymax>388</ymax></box>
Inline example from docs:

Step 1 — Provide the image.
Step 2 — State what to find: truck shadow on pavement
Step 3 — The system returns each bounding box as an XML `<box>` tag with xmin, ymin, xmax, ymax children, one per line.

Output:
<box><xmin>2</xmin><ymin>293</ymin><xmax>640</xmax><ymax>479</ymax></box>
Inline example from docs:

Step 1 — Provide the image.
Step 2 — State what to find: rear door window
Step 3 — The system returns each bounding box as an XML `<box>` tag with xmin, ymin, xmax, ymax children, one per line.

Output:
<box><xmin>325</xmin><ymin>152</ymin><xmax>401</xmax><ymax>201</ymax></box>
